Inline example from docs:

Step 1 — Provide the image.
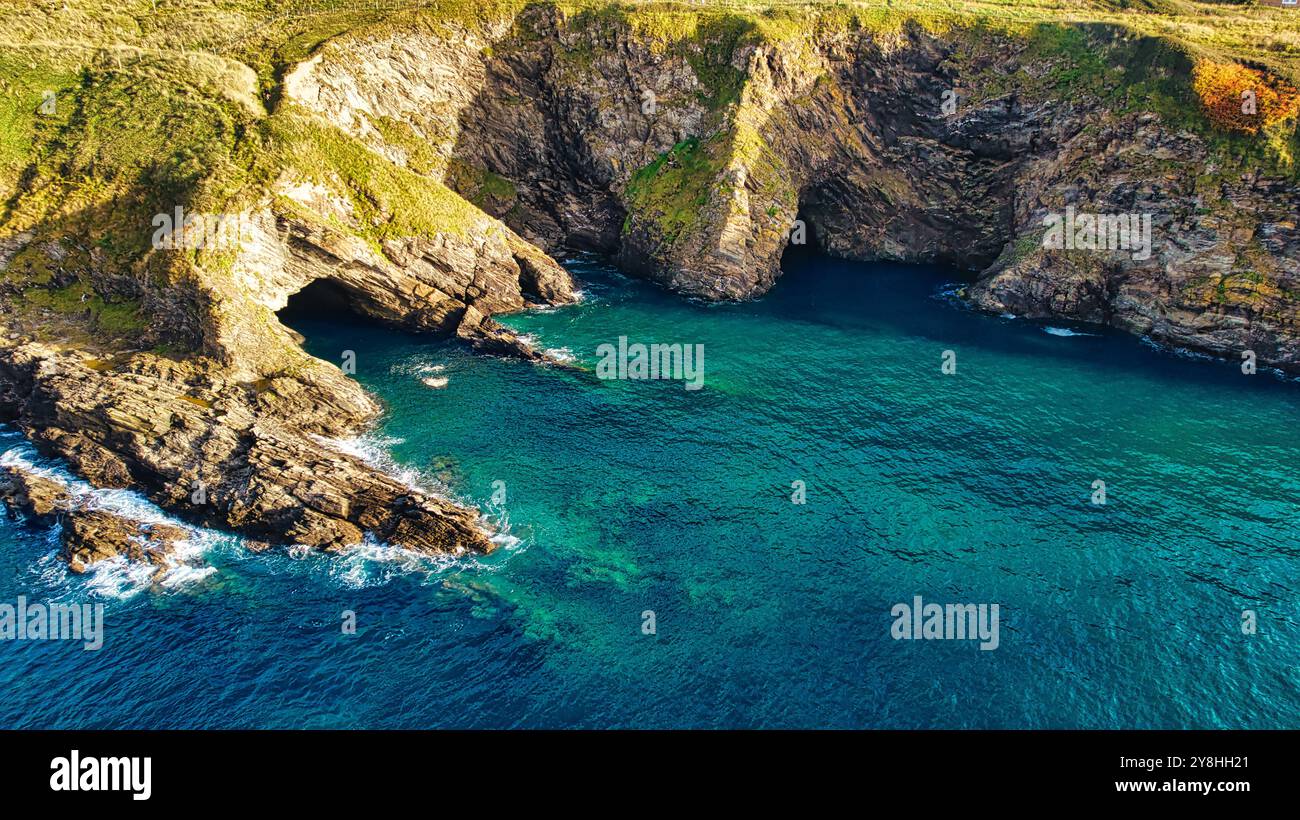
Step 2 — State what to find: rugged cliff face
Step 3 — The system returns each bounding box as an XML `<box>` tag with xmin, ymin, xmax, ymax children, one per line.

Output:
<box><xmin>280</xmin><ymin>6</ymin><xmax>1297</xmax><ymax>369</ymax></box>
<box><xmin>0</xmin><ymin>122</ymin><xmax>582</xmax><ymax>559</ymax></box>
<box><xmin>0</xmin><ymin>11</ymin><xmax>584</xmax><ymax>565</ymax></box>
<box><xmin>1</xmin><ymin>1</ymin><xmax>1298</xmax><ymax>571</ymax></box>
<box><xmin>435</xmin><ymin>10</ymin><xmax>1300</xmax><ymax>368</ymax></box>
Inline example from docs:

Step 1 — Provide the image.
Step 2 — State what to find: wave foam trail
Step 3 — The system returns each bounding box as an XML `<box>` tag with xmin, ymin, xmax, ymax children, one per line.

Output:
<box><xmin>1</xmin><ymin>430</ymin><xmax>221</xmax><ymax>597</ymax></box>
<box><xmin>326</xmin><ymin>534</ymin><xmax>466</xmax><ymax>589</ymax></box>
<box><xmin>1043</xmin><ymin>326</ymin><xmax>1099</xmax><ymax>337</ymax></box>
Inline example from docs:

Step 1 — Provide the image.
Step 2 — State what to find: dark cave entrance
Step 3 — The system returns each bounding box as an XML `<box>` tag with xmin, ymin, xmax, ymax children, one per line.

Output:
<box><xmin>779</xmin><ymin>207</ymin><xmax>823</xmax><ymax>268</ymax></box>
<box><xmin>777</xmin><ymin>198</ymin><xmax>993</xmax><ymax>286</ymax></box>
<box><xmin>278</xmin><ymin>278</ymin><xmax>357</xmax><ymax>321</ymax></box>
<box><xmin>275</xmin><ymin>278</ymin><xmax>389</xmax><ymax>346</ymax></box>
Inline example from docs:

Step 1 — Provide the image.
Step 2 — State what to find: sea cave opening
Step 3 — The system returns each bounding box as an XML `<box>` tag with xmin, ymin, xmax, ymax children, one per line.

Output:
<box><xmin>278</xmin><ymin>278</ymin><xmax>360</xmax><ymax>324</ymax></box>
<box><xmin>779</xmin><ymin>207</ymin><xmax>822</xmax><ymax>269</ymax></box>
<box><xmin>274</xmin><ymin>277</ymin><xmax>404</xmax><ymax>355</ymax></box>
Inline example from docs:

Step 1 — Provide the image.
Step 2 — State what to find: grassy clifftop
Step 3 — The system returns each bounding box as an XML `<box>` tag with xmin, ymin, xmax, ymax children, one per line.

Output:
<box><xmin>5</xmin><ymin>0</ymin><xmax>1299</xmax><ymax>174</ymax></box>
<box><xmin>5</xmin><ymin>0</ymin><xmax>1298</xmax><ymax>201</ymax></box>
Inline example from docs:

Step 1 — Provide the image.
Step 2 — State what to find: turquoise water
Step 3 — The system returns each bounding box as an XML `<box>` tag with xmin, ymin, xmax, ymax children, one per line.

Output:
<box><xmin>2</xmin><ymin>252</ymin><xmax>1298</xmax><ymax>728</ymax></box>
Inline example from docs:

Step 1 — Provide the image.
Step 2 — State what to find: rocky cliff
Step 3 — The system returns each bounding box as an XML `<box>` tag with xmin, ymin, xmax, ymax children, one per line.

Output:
<box><xmin>281</xmin><ymin>5</ymin><xmax>1297</xmax><ymax>367</ymax></box>
<box><xmin>439</xmin><ymin>9</ymin><xmax>1300</xmax><ymax>368</ymax></box>
<box><xmin>2</xmin><ymin>1</ymin><xmax>1298</xmax><ymax>571</ymax></box>
<box><xmin>0</xmin><ymin>8</ymin><xmax>586</xmax><ymax>566</ymax></box>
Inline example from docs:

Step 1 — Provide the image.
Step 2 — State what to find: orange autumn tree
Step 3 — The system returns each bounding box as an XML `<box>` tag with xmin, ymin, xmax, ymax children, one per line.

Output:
<box><xmin>1192</xmin><ymin>60</ymin><xmax>1300</xmax><ymax>134</ymax></box>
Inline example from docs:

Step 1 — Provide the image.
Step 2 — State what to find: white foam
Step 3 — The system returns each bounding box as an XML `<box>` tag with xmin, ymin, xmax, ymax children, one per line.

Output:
<box><xmin>1043</xmin><ymin>326</ymin><xmax>1099</xmax><ymax>337</ymax></box>
<box><xmin>72</xmin><ymin>529</ymin><xmax>220</xmax><ymax>600</ymax></box>
<box><xmin>490</xmin><ymin>531</ymin><xmax>522</xmax><ymax>551</ymax></box>
<box><xmin>390</xmin><ymin>359</ymin><xmax>447</xmax><ymax>378</ymax></box>
<box><xmin>156</xmin><ymin>562</ymin><xmax>217</xmax><ymax>589</ymax></box>
<box><xmin>1139</xmin><ymin>336</ymin><xmax>1217</xmax><ymax>362</ymax></box>
<box><xmin>315</xmin><ymin>433</ymin><xmax>424</xmax><ymax>490</ymax></box>
<box><xmin>31</xmin><ymin>549</ymin><xmax>69</xmax><ymax>588</ymax></box>
<box><xmin>1</xmin><ymin>437</ymin><xmax>218</xmax><ymax>596</ymax></box>
<box><xmin>326</xmin><ymin>534</ymin><xmax>465</xmax><ymax>589</ymax></box>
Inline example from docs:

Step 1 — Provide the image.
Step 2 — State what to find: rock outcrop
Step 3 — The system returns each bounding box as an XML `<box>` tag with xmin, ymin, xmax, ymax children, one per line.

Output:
<box><xmin>0</xmin><ymin>155</ymin><xmax>572</xmax><ymax>558</ymax></box>
<box><xmin>240</xmin><ymin>179</ymin><xmax>577</xmax><ymax>361</ymax></box>
<box><xmin>0</xmin><ymin>464</ymin><xmax>189</xmax><ymax>574</ymax></box>
<box><xmin>0</xmin><ymin>338</ymin><xmax>500</xmax><ymax>557</ymax></box>
<box><xmin>0</xmin><ymin>94</ymin><xmax>579</xmax><ymax>562</ymax></box>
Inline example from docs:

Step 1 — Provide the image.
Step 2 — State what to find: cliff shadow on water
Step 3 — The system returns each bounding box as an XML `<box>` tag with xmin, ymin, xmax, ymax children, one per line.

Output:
<box><xmin>766</xmin><ymin>246</ymin><xmax>1300</xmax><ymax>397</ymax></box>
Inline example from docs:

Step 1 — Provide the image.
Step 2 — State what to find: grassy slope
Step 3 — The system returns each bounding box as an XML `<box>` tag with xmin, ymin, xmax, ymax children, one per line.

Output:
<box><xmin>0</xmin><ymin>0</ymin><xmax>1297</xmax><ymax>347</ymax></box>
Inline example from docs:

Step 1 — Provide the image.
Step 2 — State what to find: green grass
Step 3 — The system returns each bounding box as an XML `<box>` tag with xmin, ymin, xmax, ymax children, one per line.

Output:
<box><xmin>373</xmin><ymin>116</ymin><xmax>446</xmax><ymax>175</ymax></box>
<box><xmin>0</xmin><ymin>53</ymin><xmax>81</xmax><ymax>199</ymax></box>
<box><xmin>264</xmin><ymin>108</ymin><xmax>489</xmax><ymax>244</ymax></box>
<box><xmin>681</xmin><ymin>14</ymin><xmax>754</xmax><ymax>110</ymax></box>
<box><xmin>20</xmin><ymin>281</ymin><xmax>146</xmax><ymax>337</ymax></box>
<box><xmin>624</xmin><ymin>136</ymin><xmax>720</xmax><ymax>243</ymax></box>
<box><xmin>445</xmin><ymin>159</ymin><xmax>519</xmax><ymax>208</ymax></box>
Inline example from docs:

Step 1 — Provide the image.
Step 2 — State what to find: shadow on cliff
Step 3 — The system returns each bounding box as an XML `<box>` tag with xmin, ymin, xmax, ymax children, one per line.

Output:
<box><xmin>441</xmin><ymin>2</ymin><xmax>631</xmax><ymax>255</ymax></box>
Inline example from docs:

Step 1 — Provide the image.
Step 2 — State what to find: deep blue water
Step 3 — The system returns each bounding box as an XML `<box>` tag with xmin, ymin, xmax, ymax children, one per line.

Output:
<box><xmin>2</xmin><ymin>252</ymin><xmax>1298</xmax><ymax>728</ymax></box>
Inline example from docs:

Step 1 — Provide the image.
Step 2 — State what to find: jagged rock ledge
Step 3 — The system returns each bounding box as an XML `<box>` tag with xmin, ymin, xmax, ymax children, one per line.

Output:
<box><xmin>0</xmin><ymin>340</ymin><xmax>504</xmax><ymax>560</ymax></box>
<box><xmin>0</xmin><ymin>463</ymin><xmax>189</xmax><ymax>575</ymax></box>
